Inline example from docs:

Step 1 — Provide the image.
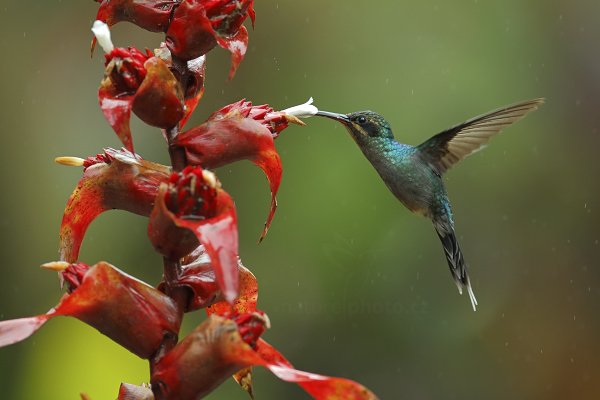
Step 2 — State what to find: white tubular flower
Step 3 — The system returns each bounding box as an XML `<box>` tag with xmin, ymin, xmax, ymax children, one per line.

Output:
<box><xmin>91</xmin><ymin>20</ymin><xmax>115</xmax><ymax>54</ymax></box>
<box><xmin>281</xmin><ymin>97</ymin><xmax>319</xmax><ymax>119</ymax></box>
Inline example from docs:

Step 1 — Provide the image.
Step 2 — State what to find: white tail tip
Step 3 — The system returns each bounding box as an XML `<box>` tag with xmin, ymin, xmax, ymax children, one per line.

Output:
<box><xmin>467</xmin><ymin>283</ymin><xmax>478</xmax><ymax>312</ymax></box>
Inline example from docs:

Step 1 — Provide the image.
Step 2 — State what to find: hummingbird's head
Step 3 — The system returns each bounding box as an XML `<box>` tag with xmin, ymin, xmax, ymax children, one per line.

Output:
<box><xmin>316</xmin><ymin>110</ymin><xmax>394</xmax><ymax>140</ymax></box>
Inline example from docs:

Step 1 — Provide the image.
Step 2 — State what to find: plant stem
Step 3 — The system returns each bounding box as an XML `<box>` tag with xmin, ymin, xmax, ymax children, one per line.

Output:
<box><xmin>166</xmin><ymin>126</ymin><xmax>188</xmax><ymax>172</ymax></box>
<box><xmin>158</xmin><ymin>126</ymin><xmax>190</xmax><ymax>324</ymax></box>
<box><xmin>152</xmin><ymin>61</ymin><xmax>195</xmax><ymax>368</ymax></box>
<box><xmin>162</xmin><ymin>124</ymin><xmax>190</xmax><ymax>310</ymax></box>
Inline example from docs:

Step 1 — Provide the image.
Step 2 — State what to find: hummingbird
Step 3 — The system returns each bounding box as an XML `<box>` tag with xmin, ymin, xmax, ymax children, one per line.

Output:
<box><xmin>316</xmin><ymin>98</ymin><xmax>544</xmax><ymax>310</ymax></box>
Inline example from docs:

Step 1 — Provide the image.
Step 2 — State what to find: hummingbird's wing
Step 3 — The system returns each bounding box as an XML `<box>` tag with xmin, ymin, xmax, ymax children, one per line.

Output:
<box><xmin>416</xmin><ymin>98</ymin><xmax>544</xmax><ymax>175</ymax></box>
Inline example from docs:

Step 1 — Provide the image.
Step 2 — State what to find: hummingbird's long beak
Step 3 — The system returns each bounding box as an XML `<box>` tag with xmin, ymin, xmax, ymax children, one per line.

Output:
<box><xmin>316</xmin><ymin>110</ymin><xmax>350</xmax><ymax>124</ymax></box>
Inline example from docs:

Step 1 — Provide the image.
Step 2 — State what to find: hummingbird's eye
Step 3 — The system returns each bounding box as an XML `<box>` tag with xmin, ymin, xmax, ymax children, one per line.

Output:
<box><xmin>356</xmin><ymin>116</ymin><xmax>367</xmax><ymax>124</ymax></box>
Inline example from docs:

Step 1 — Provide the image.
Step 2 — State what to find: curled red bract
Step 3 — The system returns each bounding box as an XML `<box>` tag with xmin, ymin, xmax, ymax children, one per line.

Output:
<box><xmin>150</xmin><ymin>314</ymin><xmax>379</xmax><ymax>400</ymax></box>
<box><xmin>0</xmin><ymin>262</ymin><xmax>182</xmax><ymax>360</ymax></box>
<box><xmin>166</xmin><ymin>0</ymin><xmax>254</xmax><ymax>77</ymax></box>
<box><xmin>59</xmin><ymin>148</ymin><xmax>170</xmax><ymax>263</ymax></box>
<box><xmin>99</xmin><ymin>49</ymin><xmax>184</xmax><ymax>153</ymax></box>
<box><xmin>95</xmin><ymin>0</ymin><xmax>180</xmax><ymax>32</ymax></box>
<box><xmin>175</xmin><ymin>100</ymin><xmax>304</xmax><ymax>241</ymax></box>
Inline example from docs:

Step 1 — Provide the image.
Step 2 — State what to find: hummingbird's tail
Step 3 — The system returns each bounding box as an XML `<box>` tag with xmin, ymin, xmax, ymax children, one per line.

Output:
<box><xmin>433</xmin><ymin>223</ymin><xmax>478</xmax><ymax>311</ymax></box>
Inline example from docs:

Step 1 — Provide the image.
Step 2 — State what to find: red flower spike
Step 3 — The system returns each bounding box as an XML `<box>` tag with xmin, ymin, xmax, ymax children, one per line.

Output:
<box><xmin>58</xmin><ymin>148</ymin><xmax>170</xmax><ymax>263</ymax></box>
<box><xmin>166</xmin><ymin>0</ymin><xmax>253</xmax><ymax>77</ymax></box>
<box><xmin>175</xmin><ymin>100</ymin><xmax>305</xmax><ymax>241</ymax></box>
<box><xmin>0</xmin><ymin>262</ymin><xmax>182</xmax><ymax>360</ymax></box>
<box><xmin>95</xmin><ymin>0</ymin><xmax>180</xmax><ymax>33</ymax></box>
<box><xmin>150</xmin><ymin>315</ymin><xmax>379</xmax><ymax>400</ymax></box>
<box><xmin>117</xmin><ymin>383</ymin><xmax>154</xmax><ymax>400</ymax></box>
<box><xmin>148</xmin><ymin>167</ymin><xmax>240</xmax><ymax>303</ymax></box>
<box><xmin>99</xmin><ymin>48</ymin><xmax>185</xmax><ymax>153</ymax></box>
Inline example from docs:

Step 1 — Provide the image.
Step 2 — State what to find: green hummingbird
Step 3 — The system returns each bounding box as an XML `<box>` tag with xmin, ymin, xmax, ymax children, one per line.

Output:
<box><xmin>316</xmin><ymin>98</ymin><xmax>544</xmax><ymax>310</ymax></box>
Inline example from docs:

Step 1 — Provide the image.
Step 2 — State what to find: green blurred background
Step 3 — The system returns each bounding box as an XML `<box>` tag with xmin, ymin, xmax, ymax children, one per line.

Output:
<box><xmin>1</xmin><ymin>1</ymin><xmax>599</xmax><ymax>399</ymax></box>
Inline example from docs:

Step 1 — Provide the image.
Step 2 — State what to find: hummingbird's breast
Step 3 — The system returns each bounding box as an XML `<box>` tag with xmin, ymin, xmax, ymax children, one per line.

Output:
<box><xmin>360</xmin><ymin>140</ymin><xmax>444</xmax><ymax>217</ymax></box>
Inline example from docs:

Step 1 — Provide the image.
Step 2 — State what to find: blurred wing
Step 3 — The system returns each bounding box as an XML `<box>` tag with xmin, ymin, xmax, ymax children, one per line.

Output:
<box><xmin>417</xmin><ymin>98</ymin><xmax>544</xmax><ymax>174</ymax></box>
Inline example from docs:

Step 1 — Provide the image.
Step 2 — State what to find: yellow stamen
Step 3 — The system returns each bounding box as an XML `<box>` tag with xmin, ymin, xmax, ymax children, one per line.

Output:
<box><xmin>55</xmin><ymin>156</ymin><xmax>85</xmax><ymax>167</ymax></box>
<box><xmin>41</xmin><ymin>261</ymin><xmax>71</xmax><ymax>272</ymax></box>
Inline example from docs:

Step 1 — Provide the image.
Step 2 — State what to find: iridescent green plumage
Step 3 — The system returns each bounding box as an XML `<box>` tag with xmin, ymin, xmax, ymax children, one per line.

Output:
<box><xmin>317</xmin><ymin>99</ymin><xmax>544</xmax><ymax>310</ymax></box>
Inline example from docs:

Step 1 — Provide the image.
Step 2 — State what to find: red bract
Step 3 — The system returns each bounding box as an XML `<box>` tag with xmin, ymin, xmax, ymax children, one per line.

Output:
<box><xmin>253</xmin><ymin>339</ymin><xmax>379</xmax><ymax>400</ymax></box>
<box><xmin>157</xmin><ymin>246</ymin><xmax>257</xmax><ymax>312</ymax></box>
<box><xmin>201</xmin><ymin>248</ymin><xmax>259</xmax><ymax>397</ymax></box>
<box><xmin>148</xmin><ymin>166</ymin><xmax>239</xmax><ymax>303</ymax></box>
<box><xmin>151</xmin><ymin>314</ymin><xmax>378</xmax><ymax>400</ymax></box>
<box><xmin>166</xmin><ymin>0</ymin><xmax>255</xmax><ymax>78</ymax></box>
<box><xmin>58</xmin><ymin>148</ymin><xmax>170</xmax><ymax>263</ymax></box>
<box><xmin>0</xmin><ymin>262</ymin><xmax>182</xmax><ymax>359</ymax></box>
<box><xmin>180</xmin><ymin>54</ymin><xmax>206</xmax><ymax>128</ymax></box>
<box><xmin>212</xmin><ymin>99</ymin><xmax>302</xmax><ymax>138</ymax></box>
<box><xmin>99</xmin><ymin>48</ymin><xmax>184</xmax><ymax>153</ymax></box>
<box><xmin>153</xmin><ymin>44</ymin><xmax>207</xmax><ymax>129</ymax></box>
<box><xmin>175</xmin><ymin>99</ymin><xmax>304</xmax><ymax>241</ymax></box>
<box><xmin>95</xmin><ymin>0</ymin><xmax>180</xmax><ymax>32</ymax></box>
<box><xmin>206</xmin><ymin>255</ymin><xmax>257</xmax><ymax>316</ymax></box>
